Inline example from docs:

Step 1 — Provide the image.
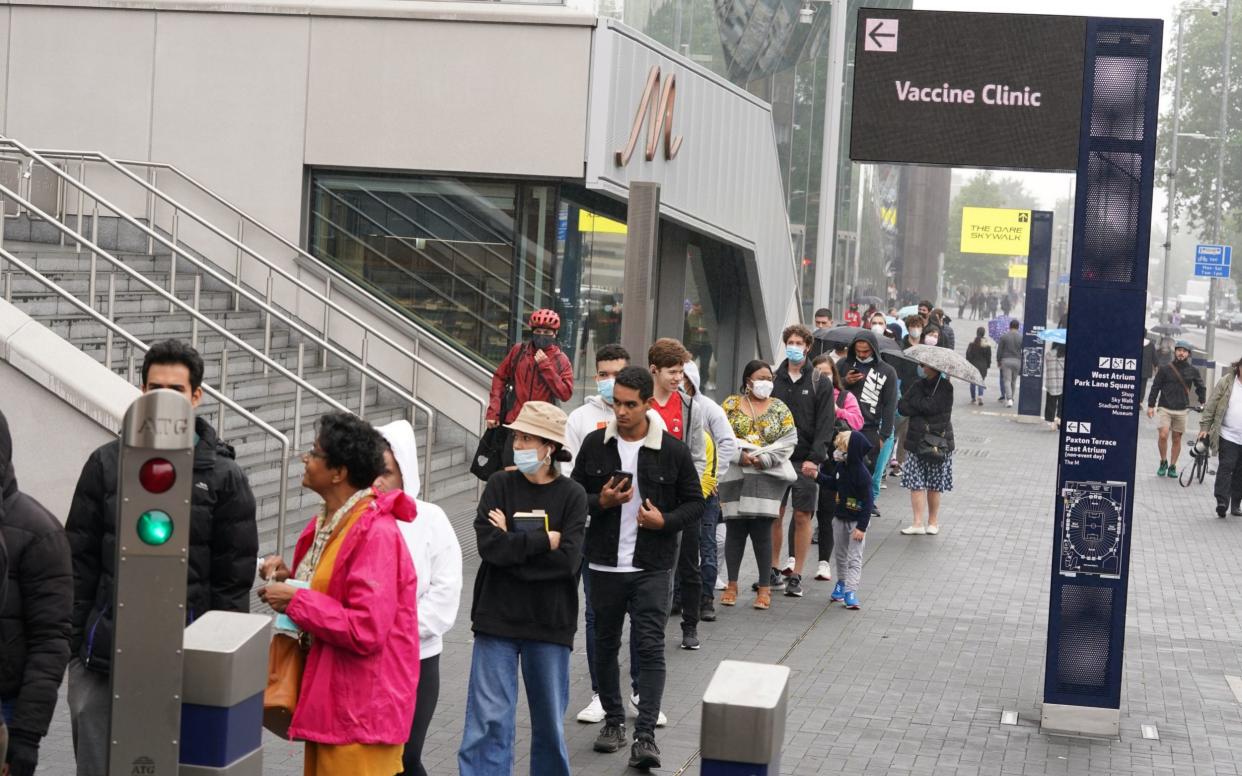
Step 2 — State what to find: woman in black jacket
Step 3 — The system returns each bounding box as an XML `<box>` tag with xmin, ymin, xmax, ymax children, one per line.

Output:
<box><xmin>898</xmin><ymin>366</ymin><xmax>955</xmax><ymax>536</ymax></box>
<box><xmin>965</xmin><ymin>327</ymin><xmax>992</xmax><ymax>405</ymax></box>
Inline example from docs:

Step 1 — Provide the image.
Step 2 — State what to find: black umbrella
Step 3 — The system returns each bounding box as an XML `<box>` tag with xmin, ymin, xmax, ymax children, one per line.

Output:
<box><xmin>814</xmin><ymin>325</ymin><xmax>871</xmax><ymax>349</ymax></box>
<box><xmin>1149</xmin><ymin>324</ymin><xmax>1183</xmax><ymax>337</ymax></box>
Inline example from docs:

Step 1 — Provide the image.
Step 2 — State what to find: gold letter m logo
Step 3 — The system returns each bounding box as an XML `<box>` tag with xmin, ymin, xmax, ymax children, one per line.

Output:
<box><xmin>615</xmin><ymin>66</ymin><xmax>684</xmax><ymax>167</ymax></box>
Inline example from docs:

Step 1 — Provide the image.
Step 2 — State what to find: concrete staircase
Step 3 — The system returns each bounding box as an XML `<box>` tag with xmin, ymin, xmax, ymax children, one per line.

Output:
<box><xmin>1</xmin><ymin>228</ymin><xmax>479</xmax><ymax>556</ymax></box>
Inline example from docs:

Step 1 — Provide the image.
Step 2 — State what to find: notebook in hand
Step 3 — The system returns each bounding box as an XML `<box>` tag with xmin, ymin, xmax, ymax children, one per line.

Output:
<box><xmin>512</xmin><ymin>511</ymin><xmax>549</xmax><ymax>533</ymax></box>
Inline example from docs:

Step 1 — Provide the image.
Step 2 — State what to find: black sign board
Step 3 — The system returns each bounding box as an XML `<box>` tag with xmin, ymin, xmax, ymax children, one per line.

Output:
<box><xmin>849</xmin><ymin>10</ymin><xmax>1087</xmax><ymax>172</ymax></box>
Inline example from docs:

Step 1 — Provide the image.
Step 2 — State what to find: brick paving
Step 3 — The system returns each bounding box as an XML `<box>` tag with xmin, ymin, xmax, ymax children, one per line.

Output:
<box><xmin>37</xmin><ymin>317</ymin><xmax>1242</xmax><ymax>774</ymax></box>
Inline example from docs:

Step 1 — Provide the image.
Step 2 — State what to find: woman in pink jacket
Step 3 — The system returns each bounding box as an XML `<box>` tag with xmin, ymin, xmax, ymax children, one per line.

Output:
<box><xmin>260</xmin><ymin>413</ymin><xmax>419</xmax><ymax>776</ymax></box>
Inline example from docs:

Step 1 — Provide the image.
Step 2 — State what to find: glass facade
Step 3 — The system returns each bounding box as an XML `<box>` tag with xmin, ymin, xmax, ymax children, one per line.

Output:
<box><xmin>308</xmin><ymin>172</ymin><xmax>554</xmax><ymax>365</ymax></box>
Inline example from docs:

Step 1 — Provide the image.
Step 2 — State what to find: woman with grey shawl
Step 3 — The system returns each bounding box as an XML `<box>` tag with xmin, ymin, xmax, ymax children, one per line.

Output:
<box><xmin>718</xmin><ymin>360</ymin><xmax>799</xmax><ymax>610</ymax></box>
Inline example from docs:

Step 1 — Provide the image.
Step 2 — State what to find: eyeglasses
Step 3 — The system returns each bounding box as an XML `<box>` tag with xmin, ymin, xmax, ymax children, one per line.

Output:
<box><xmin>304</xmin><ymin>448</ymin><xmax>328</xmax><ymax>460</ymax></box>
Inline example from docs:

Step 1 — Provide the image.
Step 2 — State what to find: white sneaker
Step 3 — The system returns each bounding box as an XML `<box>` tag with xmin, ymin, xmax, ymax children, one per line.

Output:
<box><xmin>577</xmin><ymin>693</ymin><xmax>606</xmax><ymax>723</ymax></box>
<box><xmin>630</xmin><ymin>693</ymin><xmax>668</xmax><ymax>727</ymax></box>
<box><xmin>900</xmin><ymin>525</ymin><xmax>927</xmax><ymax>535</ymax></box>
<box><xmin>781</xmin><ymin>556</ymin><xmax>796</xmax><ymax>576</ymax></box>
<box><xmin>714</xmin><ymin>576</ymin><xmax>727</xmax><ymax>591</ymax></box>
<box><xmin>1006</xmin><ymin>399</ymin><xmax>1014</xmax><ymax>408</ymax></box>
<box><xmin>814</xmin><ymin>560</ymin><xmax>832</xmax><ymax>581</ymax></box>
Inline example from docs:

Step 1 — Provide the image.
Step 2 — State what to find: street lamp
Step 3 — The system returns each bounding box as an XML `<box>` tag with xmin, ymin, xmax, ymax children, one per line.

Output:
<box><xmin>1208</xmin><ymin>0</ymin><xmax>1233</xmax><ymax>366</ymax></box>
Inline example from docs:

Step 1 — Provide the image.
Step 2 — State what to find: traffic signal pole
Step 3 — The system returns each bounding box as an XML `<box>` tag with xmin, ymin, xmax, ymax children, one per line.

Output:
<box><xmin>110</xmin><ymin>390</ymin><xmax>195</xmax><ymax>776</ymax></box>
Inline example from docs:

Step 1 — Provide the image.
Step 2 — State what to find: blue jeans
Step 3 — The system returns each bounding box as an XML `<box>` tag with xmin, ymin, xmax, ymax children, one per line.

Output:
<box><xmin>970</xmin><ymin>383</ymin><xmax>986</xmax><ymax>400</ymax></box>
<box><xmin>698</xmin><ymin>494</ymin><xmax>722</xmax><ymax>604</ymax></box>
<box><xmin>582</xmin><ymin>563</ymin><xmax>640</xmax><ymax>695</ymax></box>
<box><xmin>458</xmin><ymin>634</ymin><xmax>571</xmax><ymax>776</ymax></box>
<box><xmin>872</xmin><ymin>435</ymin><xmax>895</xmax><ymax>500</ymax></box>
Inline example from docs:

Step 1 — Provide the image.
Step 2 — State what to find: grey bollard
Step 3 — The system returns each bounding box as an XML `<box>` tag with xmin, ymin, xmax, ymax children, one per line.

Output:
<box><xmin>179</xmin><ymin>611</ymin><xmax>271</xmax><ymax>776</ymax></box>
<box><xmin>701</xmin><ymin>660</ymin><xmax>790</xmax><ymax>775</ymax></box>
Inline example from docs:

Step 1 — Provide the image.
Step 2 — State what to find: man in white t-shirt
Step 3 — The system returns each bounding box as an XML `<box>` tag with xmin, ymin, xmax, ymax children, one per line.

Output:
<box><xmin>571</xmin><ymin>367</ymin><xmax>704</xmax><ymax>771</ymax></box>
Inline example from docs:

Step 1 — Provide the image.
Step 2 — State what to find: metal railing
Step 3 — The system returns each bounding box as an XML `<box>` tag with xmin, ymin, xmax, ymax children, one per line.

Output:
<box><xmin>3</xmin><ymin>141</ymin><xmax>496</xmax><ymax>400</ymax></box>
<box><xmin>0</xmin><ymin>138</ymin><xmax>453</xmax><ymax>470</ymax></box>
<box><xmin>0</xmin><ymin>245</ymin><xmax>293</xmax><ymax>552</ymax></box>
<box><xmin>0</xmin><ymin>180</ymin><xmax>368</xmax><ymax>552</ymax></box>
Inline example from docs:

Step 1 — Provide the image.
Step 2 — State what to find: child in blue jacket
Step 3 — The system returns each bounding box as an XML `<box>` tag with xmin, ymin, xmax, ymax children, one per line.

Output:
<box><xmin>821</xmin><ymin>429</ymin><xmax>873</xmax><ymax>609</ymax></box>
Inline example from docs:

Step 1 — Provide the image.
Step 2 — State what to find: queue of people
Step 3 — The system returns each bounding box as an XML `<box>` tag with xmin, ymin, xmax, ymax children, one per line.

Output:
<box><xmin>0</xmin><ymin>298</ymin><xmax>980</xmax><ymax>776</ymax></box>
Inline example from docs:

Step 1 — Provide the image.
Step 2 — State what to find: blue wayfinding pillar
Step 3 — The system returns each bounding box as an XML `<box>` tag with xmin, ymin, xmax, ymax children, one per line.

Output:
<box><xmin>701</xmin><ymin>660</ymin><xmax>790</xmax><ymax>775</ymax></box>
<box><xmin>1042</xmin><ymin>18</ymin><xmax>1162</xmax><ymax>737</ymax></box>
<box><xmin>1019</xmin><ymin>211</ymin><xmax>1054</xmax><ymax>416</ymax></box>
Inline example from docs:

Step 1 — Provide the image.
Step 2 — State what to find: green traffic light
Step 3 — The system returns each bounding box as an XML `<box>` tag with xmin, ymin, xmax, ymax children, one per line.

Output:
<box><xmin>137</xmin><ymin>510</ymin><xmax>174</xmax><ymax>546</ymax></box>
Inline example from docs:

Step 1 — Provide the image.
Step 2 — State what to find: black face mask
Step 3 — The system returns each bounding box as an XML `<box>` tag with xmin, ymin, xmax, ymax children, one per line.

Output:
<box><xmin>532</xmin><ymin>334</ymin><xmax>555</xmax><ymax>351</ymax></box>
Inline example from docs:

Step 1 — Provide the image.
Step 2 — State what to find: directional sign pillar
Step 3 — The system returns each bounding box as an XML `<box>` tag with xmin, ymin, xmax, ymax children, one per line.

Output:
<box><xmin>111</xmin><ymin>390</ymin><xmax>196</xmax><ymax>775</ymax></box>
<box><xmin>700</xmin><ymin>661</ymin><xmax>790</xmax><ymax>775</ymax></box>
<box><xmin>1018</xmin><ymin>212</ymin><xmax>1053</xmax><ymax>416</ymax></box>
<box><xmin>1042</xmin><ymin>19</ymin><xmax>1162</xmax><ymax>738</ymax></box>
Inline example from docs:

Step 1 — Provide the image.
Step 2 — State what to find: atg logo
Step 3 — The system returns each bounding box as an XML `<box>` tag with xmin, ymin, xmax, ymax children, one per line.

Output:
<box><xmin>131</xmin><ymin>756</ymin><xmax>156</xmax><ymax>775</ymax></box>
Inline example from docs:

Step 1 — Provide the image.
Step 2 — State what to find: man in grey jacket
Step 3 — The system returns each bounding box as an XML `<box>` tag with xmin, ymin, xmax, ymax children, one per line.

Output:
<box><xmin>996</xmin><ymin>319</ymin><xmax>1024</xmax><ymax>407</ymax></box>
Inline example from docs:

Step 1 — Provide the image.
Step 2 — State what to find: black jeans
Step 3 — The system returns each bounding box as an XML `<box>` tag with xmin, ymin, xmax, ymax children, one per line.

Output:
<box><xmin>724</xmin><ymin>518</ymin><xmax>774</xmax><ymax>583</ymax></box>
<box><xmin>816</xmin><ymin>485</ymin><xmax>836</xmax><ymax>564</ymax></box>
<box><xmin>673</xmin><ymin>525</ymin><xmax>701</xmax><ymax>631</ymax></box>
<box><xmin>1044</xmin><ymin>393</ymin><xmax>1062</xmax><ymax>423</ymax></box>
<box><xmin>1216</xmin><ymin>437</ymin><xmax>1242</xmax><ymax>510</ymax></box>
<box><xmin>400</xmin><ymin>654</ymin><xmax>440</xmax><ymax>776</ymax></box>
<box><xmin>589</xmin><ymin>569</ymin><xmax>671</xmax><ymax>738</ymax></box>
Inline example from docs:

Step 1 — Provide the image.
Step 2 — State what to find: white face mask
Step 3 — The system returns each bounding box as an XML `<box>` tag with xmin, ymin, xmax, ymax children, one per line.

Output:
<box><xmin>924</xmin><ymin>334</ymin><xmax>939</xmax><ymax>346</ymax></box>
<box><xmin>832</xmin><ymin>449</ymin><xmax>846</xmax><ymax>462</ymax></box>
<box><xmin>829</xmin><ymin>351</ymin><xmax>843</xmax><ymax>363</ymax></box>
<box><xmin>871</xmin><ymin>323</ymin><xmax>887</xmax><ymax>336</ymax></box>
<box><xmin>909</xmin><ymin>327</ymin><xmax>922</xmax><ymax>340</ymax></box>
<box><xmin>750</xmin><ymin>379</ymin><xmax>775</xmax><ymax>400</ymax></box>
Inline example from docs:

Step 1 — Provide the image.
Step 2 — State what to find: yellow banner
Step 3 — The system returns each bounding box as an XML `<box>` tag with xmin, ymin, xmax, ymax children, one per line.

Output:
<box><xmin>578</xmin><ymin>211</ymin><xmax>627</xmax><ymax>235</ymax></box>
<box><xmin>961</xmin><ymin>207</ymin><xmax>1031</xmax><ymax>256</ymax></box>
<box><xmin>1008</xmin><ymin>263</ymin><xmax>1029</xmax><ymax>278</ymax></box>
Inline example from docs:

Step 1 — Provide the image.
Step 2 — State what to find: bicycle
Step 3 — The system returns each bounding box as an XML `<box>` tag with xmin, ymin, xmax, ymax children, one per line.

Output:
<box><xmin>1181</xmin><ymin>432</ymin><xmax>1211</xmax><ymax>488</ymax></box>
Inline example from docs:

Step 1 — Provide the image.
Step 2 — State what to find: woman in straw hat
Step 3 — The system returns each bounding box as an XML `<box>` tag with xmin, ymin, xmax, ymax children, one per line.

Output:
<box><xmin>458</xmin><ymin>401</ymin><xmax>588</xmax><ymax>776</ymax></box>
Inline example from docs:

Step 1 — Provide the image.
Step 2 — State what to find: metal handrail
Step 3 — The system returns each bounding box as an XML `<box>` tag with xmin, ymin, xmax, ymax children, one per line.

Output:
<box><xmin>0</xmin><ymin>181</ymin><xmax>356</xmax><ymax>552</ymax></box>
<box><xmin>5</xmin><ymin>144</ymin><xmax>496</xmax><ymax>396</ymax></box>
<box><xmin>0</xmin><ymin>139</ymin><xmax>443</xmax><ymax>443</ymax></box>
<box><xmin>0</xmin><ymin>245</ymin><xmax>293</xmax><ymax>552</ymax></box>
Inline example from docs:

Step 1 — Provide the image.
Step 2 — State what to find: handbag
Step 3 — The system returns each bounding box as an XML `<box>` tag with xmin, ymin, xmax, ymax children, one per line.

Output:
<box><xmin>470</xmin><ymin>380</ymin><xmax>516</xmax><ymax>481</ymax></box>
<box><xmin>263</xmin><ymin>632</ymin><xmax>307</xmax><ymax>739</ymax></box>
<box><xmin>915</xmin><ymin>430</ymin><xmax>951</xmax><ymax>461</ymax></box>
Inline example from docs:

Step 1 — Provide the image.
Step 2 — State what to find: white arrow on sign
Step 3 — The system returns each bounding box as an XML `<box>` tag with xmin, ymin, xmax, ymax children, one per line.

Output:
<box><xmin>864</xmin><ymin>19</ymin><xmax>899</xmax><ymax>52</ymax></box>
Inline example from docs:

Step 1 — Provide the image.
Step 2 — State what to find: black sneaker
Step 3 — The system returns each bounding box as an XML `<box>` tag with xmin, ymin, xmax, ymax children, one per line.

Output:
<box><xmin>594</xmin><ymin>722</ymin><xmax>627</xmax><ymax>753</ymax></box>
<box><xmin>680</xmin><ymin>628</ymin><xmax>701</xmax><ymax>650</ymax></box>
<box><xmin>785</xmin><ymin>574</ymin><xmax>804</xmax><ymax>597</ymax></box>
<box><xmin>1218</xmin><ymin>504</ymin><xmax>1228</xmax><ymax>518</ymax></box>
<box><xmin>871</xmin><ymin>506</ymin><xmax>882</xmax><ymax>517</ymax></box>
<box><xmin>752</xmin><ymin>568</ymin><xmax>785</xmax><ymax>592</ymax></box>
<box><xmin>700</xmin><ymin>600</ymin><xmax>717</xmax><ymax>622</ymax></box>
<box><xmin>628</xmin><ymin>736</ymin><xmax>662</xmax><ymax>770</ymax></box>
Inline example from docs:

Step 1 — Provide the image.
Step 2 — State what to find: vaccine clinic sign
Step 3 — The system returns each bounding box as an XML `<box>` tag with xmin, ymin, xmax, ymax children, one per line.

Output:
<box><xmin>961</xmin><ymin>207</ymin><xmax>1032</xmax><ymax>256</ymax></box>
<box><xmin>849</xmin><ymin>10</ymin><xmax>1087</xmax><ymax>171</ymax></box>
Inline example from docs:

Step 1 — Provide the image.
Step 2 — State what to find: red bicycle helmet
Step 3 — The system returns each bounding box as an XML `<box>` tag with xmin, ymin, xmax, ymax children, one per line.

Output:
<box><xmin>529</xmin><ymin>308</ymin><xmax>561</xmax><ymax>331</ymax></box>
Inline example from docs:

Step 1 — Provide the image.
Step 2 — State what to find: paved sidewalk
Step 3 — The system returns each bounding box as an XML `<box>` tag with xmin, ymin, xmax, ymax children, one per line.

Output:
<box><xmin>38</xmin><ymin>340</ymin><xmax>1242</xmax><ymax>774</ymax></box>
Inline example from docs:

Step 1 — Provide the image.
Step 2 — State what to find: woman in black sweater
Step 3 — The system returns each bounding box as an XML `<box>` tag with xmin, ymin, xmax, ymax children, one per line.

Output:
<box><xmin>459</xmin><ymin>401</ymin><xmax>587</xmax><ymax>776</ymax></box>
<box><xmin>898</xmin><ymin>366</ymin><xmax>955</xmax><ymax>536</ymax></box>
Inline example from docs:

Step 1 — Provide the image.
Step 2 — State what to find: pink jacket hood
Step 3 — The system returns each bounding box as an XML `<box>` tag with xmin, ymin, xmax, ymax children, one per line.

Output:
<box><xmin>285</xmin><ymin>490</ymin><xmax>420</xmax><ymax>745</ymax></box>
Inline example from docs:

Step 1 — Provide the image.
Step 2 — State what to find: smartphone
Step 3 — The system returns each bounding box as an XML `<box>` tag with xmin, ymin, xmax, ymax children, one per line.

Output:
<box><xmin>608</xmin><ymin>470</ymin><xmax>634</xmax><ymax>490</ymax></box>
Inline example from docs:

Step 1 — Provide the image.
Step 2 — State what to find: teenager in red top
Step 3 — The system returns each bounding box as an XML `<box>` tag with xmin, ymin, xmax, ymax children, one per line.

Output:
<box><xmin>648</xmin><ymin>339</ymin><xmax>688</xmax><ymax>440</ymax></box>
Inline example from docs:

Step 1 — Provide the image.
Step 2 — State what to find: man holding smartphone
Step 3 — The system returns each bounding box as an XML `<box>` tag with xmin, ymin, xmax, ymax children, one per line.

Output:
<box><xmin>572</xmin><ymin>367</ymin><xmax>704</xmax><ymax>770</ymax></box>
<box><xmin>838</xmin><ymin>332</ymin><xmax>898</xmax><ymax>508</ymax></box>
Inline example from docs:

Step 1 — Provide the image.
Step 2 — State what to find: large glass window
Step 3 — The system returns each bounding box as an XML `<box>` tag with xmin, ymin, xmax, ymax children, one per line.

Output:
<box><xmin>308</xmin><ymin>172</ymin><xmax>555</xmax><ymax>365</ymax></box>
<box><xmin>555</xmin><ymin>196</ymin><xmax>628</xmax><ymax>406</ymax></box>
<box><xmin>684</xmin><ymin>243</ymin><xmax>725</xmax><ymax>394</ymax></box>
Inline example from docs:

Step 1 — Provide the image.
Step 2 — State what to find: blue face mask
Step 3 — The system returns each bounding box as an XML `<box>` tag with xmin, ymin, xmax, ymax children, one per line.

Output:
<box><xmin>513</xmin><ymin>447</ymin><xmax>547</xmax><ymax>474</ymax></box>
<box><xmin>786</xmin><ymin>346</ymin><xmax>806</xmax><ymax>364</ymax></box>
<box><xmin>598</xmin><ymin>377</ymin><xmax>616</xmax><ymax>404</ymax></box>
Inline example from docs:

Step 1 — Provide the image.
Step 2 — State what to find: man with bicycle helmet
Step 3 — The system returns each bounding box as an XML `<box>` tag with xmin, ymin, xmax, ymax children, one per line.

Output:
<box><xmin>1199</xmin><ymin>356</ymin><xmax>1242</xmax><ymax>517</ymax></box>
<box><xmin>487</xmin><ymin>308</ymin><xmax>575</xmax><ymax>436</ymax></box>
<box><xmin>1147</xmin><ymin>340</ymin><xmax>1206</xmax><ymax>480</ymax></box>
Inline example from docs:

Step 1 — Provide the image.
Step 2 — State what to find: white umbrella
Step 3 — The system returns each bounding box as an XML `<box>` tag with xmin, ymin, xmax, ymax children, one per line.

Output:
<box><xmin>902</xmin><ymin>344</ymin><xmax>985</xmax><ymax>386</ymax></box>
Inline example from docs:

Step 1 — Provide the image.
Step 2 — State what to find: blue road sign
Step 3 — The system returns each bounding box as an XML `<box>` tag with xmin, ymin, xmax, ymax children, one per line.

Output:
<box><xmin>1194</xmin><ymin>244</ymin><xmax>1232</xmax><ymax>277</ymax></box>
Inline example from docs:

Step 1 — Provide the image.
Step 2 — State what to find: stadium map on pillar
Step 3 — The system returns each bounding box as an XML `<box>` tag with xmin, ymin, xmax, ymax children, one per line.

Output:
<box><xmin>1063</xmin><ymin>355</ymin><xmax>1139</xmax><ymax>468</ymax></box>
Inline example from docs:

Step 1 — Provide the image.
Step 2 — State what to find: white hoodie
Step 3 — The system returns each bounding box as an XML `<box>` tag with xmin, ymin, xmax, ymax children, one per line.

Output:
<box><xmin>560</xmin><ymin>394</ymin><xmax>616</xmax><ymax>476</ymax></box>
<box><xmin>376</xmin><ymin>420</ymin><xmax>463</xmax><ymax>659</ymax></box>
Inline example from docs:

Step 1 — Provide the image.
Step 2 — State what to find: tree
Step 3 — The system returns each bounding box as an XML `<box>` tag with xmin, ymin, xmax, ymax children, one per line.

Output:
<box><xmin>1159</xmin><ymin>5</ymin><xmax>1242</xmax><ymax>247</ymax></box>
<box><xmin>943</xmin><ymin>172</ymin><xmax>1039</xmax><ymax>289</ymax></box>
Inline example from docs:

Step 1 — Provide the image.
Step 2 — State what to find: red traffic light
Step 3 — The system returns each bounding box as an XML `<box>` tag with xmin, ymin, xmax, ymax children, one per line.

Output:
<box><xmin>138</xmin><ymin>458</ymin><xmax>177</xmax><ymax>494</ymax></box>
